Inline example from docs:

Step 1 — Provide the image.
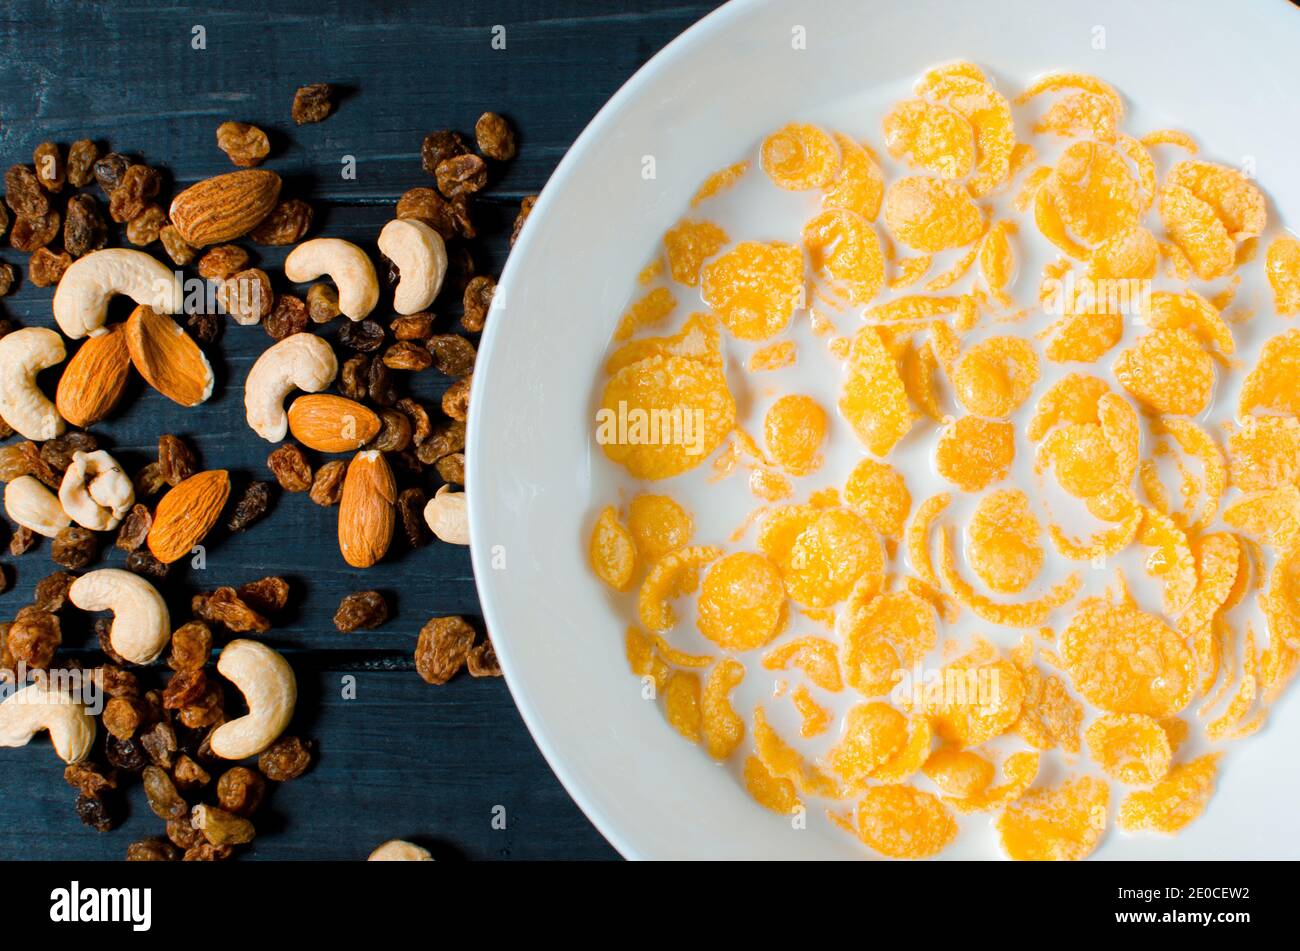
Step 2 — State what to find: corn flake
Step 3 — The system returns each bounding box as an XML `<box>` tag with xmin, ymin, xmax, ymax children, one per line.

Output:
<box><xmin>883</xmin><ymin>99</ymin><xmax>976</xmax><ymax>179</ymax></box>
<box><xmin>696</xmin><ymin>551</ymin><xmax>787</xmax><ymax>651</ymax></box>
<box><xmin>855</xmin><ymin>785</ymin><xmax>957</xmax><ymax>859</ymax></box>
<box><xmin>934</xmin><ymin>416</ymin><xmax>1016</xmax><ymax>492</ymax></box>
<box><xmin>663</xmin><ymin>219</ymin><xmax>729</xmax><ymax>287</ymax></box>
<box><xmin>1117</xmin><ymin>754</ymin><xmax>1221</xmax><ymax>834</ymax></box>
<box><xmin>884</xmin><ymin>176</ymin><xmax>984</xmax><ymax>252</ymax></box>
<box><xmin>1266</xmin><ymin>235</ymin><xmax>1300</xmax><ymax>317</ymax></box>
<box><xmin>589</xmin><ymin>505</ymin><xmax>637</xmax><ymax>591</ymax></box>
<box><xmin>701</xmin><ymin>240</ymin><xmax>804</xmax><ymax>342</ymax></box>
<box><xmin>1239</xmin><ymin>329</ymin><xmax>1300</xmax><ymax>417</ymax></box>
<box><xmin>967</xmin><ymin>489</ymin><xmax>1043</xmax><ymax>594</ymax></box>
<box><xmin>952</xmin><ymin>335</ymin><xmax>1040</xmax><ymax>419</ymax></box>
<box><xmin>761</xmin><ymin>123</ymin><xmax>841</xmax><ymax>191</ymax></box>
<box><xmin>1085</xmin><ymin>713</ymin><xmax>1173</xmax><ymax>786</ymax></box>
<box><xmin>823</xmin><ymin>132</ymin><xmax>885</xmax><ymax>221</ymax></box>
<box><xmin>702</xmin><ymin>658</ymin><xmax>745</xmax><ymax>760</ymax></box>
<box><xmin>1113</xmin><ymin>328</ymin><xmax>1215</xmax><ymax>416</ymax></box>
<box><xmin>996</xmin><ymin>775</ymin><xmax>1109</xmax><ymax>861</ymax></box>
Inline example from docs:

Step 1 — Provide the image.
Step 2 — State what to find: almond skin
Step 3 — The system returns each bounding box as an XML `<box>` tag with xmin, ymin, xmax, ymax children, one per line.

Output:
<box><xmin>169</xmin><ymin>169</ymin><xmax>281</xmax><ymax>246</ymax></box>
<box><xmin>125</xmin><ymin>305</ymin><xmax>214</xmax><ymax>407</ymax></box>
<box><xmin>338</xmin><ymin>450</ymin><xmax>396</xmax><ymax>568</ymax></box>
<box><xmin>55</xmin><ymin>322</ymin><xmax>131</xmax><ymax>427</ymax></box>
<box><xmin>287</xmin><ymin>394</ymin><xmax>382</xmax><ymax>453</ymax></box>
<box><xmin>148</xmin><ymin>470</ymin><xmax>231</xmax><ymax>564</ymax></box>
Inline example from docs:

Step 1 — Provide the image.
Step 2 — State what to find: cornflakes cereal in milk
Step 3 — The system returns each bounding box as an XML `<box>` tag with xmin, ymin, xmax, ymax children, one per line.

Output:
<box><xmin>586</xmin><ymin>62</ymin><xmax>1298</xmax><ymax>859</ymax></box>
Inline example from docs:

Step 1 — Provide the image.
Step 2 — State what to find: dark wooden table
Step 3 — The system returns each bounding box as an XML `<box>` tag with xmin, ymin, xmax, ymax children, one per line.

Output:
<box><xmin>0</xmin><ymin>0</ymin><xmax>717</xmax><ymax>861</ymax></box>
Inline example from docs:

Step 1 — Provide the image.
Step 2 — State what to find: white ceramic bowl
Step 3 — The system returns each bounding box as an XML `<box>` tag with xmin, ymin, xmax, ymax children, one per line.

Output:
<box><xmin>469</xmin><ymin>0</ymin><xmax>1300</xmax><ymax>859</ymax></box>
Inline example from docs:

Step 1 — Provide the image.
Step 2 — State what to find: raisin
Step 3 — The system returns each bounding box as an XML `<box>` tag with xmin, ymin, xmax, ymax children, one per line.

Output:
<box><xmin>41</xmin><ymin>431</ymin><xmax>96</xmax><ymax>472</ymax></box>
<box><xmin>215</xmin><ymin>121</ymin><xmax>270</xmax><ymax>167</ymax></box>
<box><xmin>198</xmin><ymin>244</ymin><xmax>249</xmax><ymax>281</ymax></box>
<box><xmin>143</xmin><ymin>765</ymin><xmax>189</xmax><ymax>820</ymax></box>
<box><xmin>5</xmin><ymin>165</ymin><xmax>49</xmax><ymax>217</ymax></box>
<box><xmin>113</xmin><ymin>504</ymin><xmax>151</xmax><ymax>553</ymax></box>
<box><xmin>158</xmin><ymin>434</ymin><xmax>197</xmax><ymax>486</ymax></box>
<box><xmin>61</xmin><ymin>193</ymin><xmax>106</xmax><ymax>259</ymax></box>
<box><xmin>511</xmin><ymin>195</ymin><xmax>537</xmax><ymax>246</ymax></box>
<box><xmin>96</xmin><ymin>618</ymin><xmax>126</xmax><ymax>665</ymax></box>
<box><xmin>265</xmin><ymin>293</ymin><xmax>308</xmax><ymax>340</ymax></box>
<box><xmin>0</xmin><ymin>262</ymin><xmax>14</xmax><ymax>296</ymax></box>
<box><xmin>216</xmin><ymin>767</ymin><xmax>266</xmax><ymax>816</ymax></box>
<box><xmin>461</xmin><ymin>275</ymin><xmax>495</xmax><ymax>332</ymax></box>
<box><xmin>134</xmin><ymin>460</ymin><xmax>167</xmax><ymax>497</ymax></box>
<box><xmin>166</xmin><ymin>815</ymin><xmax>201</xmax><ymax>850</ymax></box>
<box><xmin>395</xmin><ymin>187</ymin><xmax>459</xmax><ymax>241</ymax></box>
<box><xmin>99</xmin><ymin>664</ymin><xmax>140</xmax><ymax>698</ymax></box>
<box><xmin>368</xmin><ymin>357</ymin><xmax>397</xmax><ymax>406</ymax></box>
<box><xmin>66</xmin><ymin>139</ymin><xmax>98</xmax><ymax>187</ymax></box>
<box><xmin>383</xmin><ymin>340</ymin><xmax>433</xmax><ymax>372</ymax></box>
<box><xmin>415</xmin><ymin>616</ymin><xmax>476</xmax><ymax>685</ymax></box>
<box><xmin>398</xmin><ymin>487</ymin><xmax>428</xmax><ymax>547</ymax></box>
<box><xmin>328</xmin><ymin>359</ymin><xmax>364</xmax><ymax>405</ymax></box>
<box><xmin>104</xmin><ymin>695</ymin><xmax>148</xmax><ymax>740</ymax></box>
<box><xmin>396</xmin><ymin>397</ymin><xmax>432</xmax><ymax>445</ymax></box>
<box><xmin>164</xmin><ymin>670</ymin><xmax>208</xmax><ymax>710</ymax></box>
<box><xmin>173</xmin><ymin>754</ymin><xmax>211</xmax><ymax>791</ymax></box>
<box><xmin>427</xmin><ymin>334</ymin><xmax>476</xmax><ymax>377</ymax></box>
<box><xmin>93</xmin><ymin>152</ymin><xmax>133</xmax><ymax>195</ymax></box>
<box><xmin>435</xmin><ymin>153</ymin><xmax>487</xmax><ymax>199</ymax></box>
<box><xmin>248</xmin><ymin>199</ymin><xmax>312</xmax><ymax>245</ymax></box>
<box><xmin>309</xmin><ymin>459</ymin><xmax>346</xmax><ymax>506</ymax></box>
<box><xmin>141</xmin><ymin>720</ymin><xmax>178</xmax><ymax>770</ymax></box>
<box><xmin>475</xmin><ymin>112</ymin><xmax>516</xmax><ymax>161</ymax></box>
<box><xmin>10</xmin><ymin>210</ymin><xmax>60</xmax><ymax>251</ymax></box>
<box><xmin>192</xmin><ymin>588</ymin><xmax>270</xmax><ymax>633</ymax></box>
<box><xmin>388</xmin><ymin>314</ymin><xmax>430</xmax><ymax>342</ymax></box>
<box><xmin>184</xmin><ymin>842</ymin><xmax>234</xmax><ymax>862</ymax></box>
<box><xmin>65</xmin><ymin>762</ymin><xmax>118</xmax><ymax>798</ymax></box>
<box><xmin>467</xmin><ymin>638</ymin><xmax>502</xmax><ymax>678</ymax></box>
<box><xmin>28</xmin><ymin>248</ymin><xmax>71</xmax><ymax>287</ymax></box>
<box><xmin>421</xmin><ymin>130</ymin><xmax>470</xmax><ymax>175</ymax></box>
<box><xmin>8</xmin><ymin>607</ymin><xmax>61</xmax><ymax>669</ymax></box>
<box><xmin>219</xmin><ymin>267</ymin><xmax>273</xmax><ymax>324</ymax></box>
<box><xmin>227</xmin><ymin>481</ymin><xmax>272</xmax><ymax>532</ymax></box>
<box><xmin>187</xmin><ymin>312</ymin><xmax>221</xmax><ymax>344</ymax></box>
<box><xmin>158</xmin><ymin>224</ymin><xmax>198</xmax><ymax>266</ymax></box>
<box><xmin>339</xmin><ymin>317</ymin><xmax>385</xmax><ymax>352</ymax></box>
<box><xmin>105</xmin><ymin>734</ymin><xmax>148</xmax><ymax>772</ymax></box>
<box><xmin>449</xmin><ymin>195</ymin><xmax>476</xmax><ymax>239</ymax></box>
<box><xmin>126</xmin><ymin>203</ymin><xmax>166</xmax><ymax>245</ymax></box>
<box><xmin>259</xmin><ymin>735</ymin><xmax>313</xmax><ymax>781</ymax></box>
<box><xmin>292</xmin><ymin>83</ymin><xmax>334</xmax><ymax>124</ymax></box>
<box><xmin>415</xmin><ymin>419</ymin><xmax>466</xmax><ymax>465</ymax></box>
<box><xmin>76</xmin><ymin>794</ymin><xmax>118</xmax><ymax>832</ymax></box>
<box><xmin>51</xmin><ymin>526</ymin><xmax>97</xmax><ymax>569</ymax></box>
<box><xmin>442</xmin><ymin>376</ymin><xmax>471</xmax><ymax>422</ymax></box>
<box><xmin>266</xmin><ymin>442</ymin><xmax>311</xmax><ymax>491</ymax></box>
<box><xmin>127</xmin><ymin>838</ymin><xmax>180</xmax><ymax>861</ymax></box>
<box><xmin>33</xmin><ymin>571</ymin><xmax>75</xmax><ymax>612</ymax></box>
<box><xmin>192</xmin><ymin>804</ymin><xmax>254</xmax><ymax>846</ymax></box>
<box><xmin>126</xmin><ymin>549</ymin><xmax>170</xmax><ymax>581</ymax></box>
<box><xmin>8</xmin><ymin>525</ymin><xmax>36</xmax><ymax>556</ymax></box>
<box><xmin>368</xmin><ymin>409</ymin><xmax>412</xmax><ymax>453</ymax></box>
<box><xmin>307</xmin><ymin>282</ymin><xmax>340</xmax><ymax>323</ymax></box>
<box><xmin>179</xmin><ymin>683</ymin><xmax>224</xmax><ymax>730</ymax></box>
<box><xmin>33</xmin><ymin>141</ymin><xmax>66</xmax><ymax>192</ymax></box>
<box><xmin>237</xmin><ymin>576</ymin><xmax>289</xmax><ymax>615</ymax></box>
<box><xmin>109</xmin><ymin>164</ymin><xmax>160</xmax><ymax>223</ymax></box>
<box><xmin>0</xmin><ymin>205</ymin><xmax>7</xmax><ymax>246</ymax></box>
<box><xmin>333</xmin><ymin>591</ymin><xmax>389</xmax><ymax>632</ymax></box>
<box><xmin>167</xmin><ymin>621</ymin><xmax>212</xmax><ymax>672</ymax></box>
<box><xmin>435</xmin><ymin>452</ymin><xmax>465</xmax><ymax>485</ymax></box>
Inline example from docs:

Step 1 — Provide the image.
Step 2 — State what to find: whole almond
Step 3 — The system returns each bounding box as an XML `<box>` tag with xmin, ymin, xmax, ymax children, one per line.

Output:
<box><xmin>125</xmin><ymin>305</ymin><xmax>215</xmax><ymax>407</ymax></box>
<box><xmin>338</xmin><ymin>450</ymin><xmax>396</xmax><ymax>568</ymax></box>
<box><xmin>287</xmin><ymin>394</ymin><xmax>382</xmax><ymax>453</ymax></box>
<box><xmin>169</xmin><ymin>169</ymin><xmax>281</xmax><ymax>246</ymax></box>
<box><xmin>55</xmin><ymin>322</ymin><xmax>131</xmax><ymax>427</ymax></box>
<box><xmin>148</xmin><ymin>470</ymin><xmax>231</xmax><ymax>564</ymax></box>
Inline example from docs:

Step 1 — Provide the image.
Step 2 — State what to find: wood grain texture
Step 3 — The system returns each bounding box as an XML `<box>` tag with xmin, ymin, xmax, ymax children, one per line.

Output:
<box><xmin>0</xmin><ymin>0</ymin><xmax>718</xmax><ymax>861</ymax></box>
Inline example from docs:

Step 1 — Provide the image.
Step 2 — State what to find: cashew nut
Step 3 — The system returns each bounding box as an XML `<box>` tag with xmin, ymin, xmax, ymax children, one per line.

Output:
<box><xmin>58</xmin><ymin>450</ymin><xmax>135</xmax><ymax>531</ymax></box>
<box><xmin>0</xmin><ymin>682</ymin><xmax>96</xmax><ymax>763</ymax></box>
<box><xmin>5</xmin><ymin>475</ymin><xmax>71</xmax><ymax>538</ymax></box>
<box><xmin>52</xmin><ymin>248</ymin><xmax>185</xmax><ymax>339</ymax></box>
<box><xmin>423</xmin><ymin>484</ymin><xmax>469</xmax><ymax>545</ymax></box>
<box><xmin>209</xmin><ymin>639</ymin><xmax>297</xmax><ymax>760</ymax></box>
<box><xmin>69</xmin><ymin>569</ymin><xmax>171</xmax><ymax>665</ymax></box>
<box><xmin>377</xmin><ymin>219</ymin><xmax>447</xmax><ymax>315</ymax></box>
<box><xmin>244</xmin><ymin>332</ymin><xmax>339</xmax><ymax>442</ymax></box>
<box><xmin>0</xmin><ymin>327</ymin><xmax>66</xmax><ymax>441</ymax></box>
<box><xmin>283</xmin><ymin>238</ymin><xmax>379</xmax><ymax>321</ymax></box>
<box><xmin>368</xmin><ymin>840</ymin><xmax>434</xmax><ymax>861</ymax></box>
